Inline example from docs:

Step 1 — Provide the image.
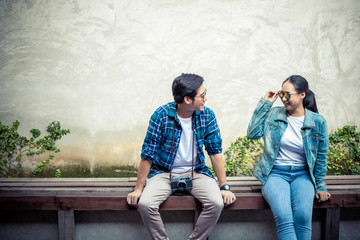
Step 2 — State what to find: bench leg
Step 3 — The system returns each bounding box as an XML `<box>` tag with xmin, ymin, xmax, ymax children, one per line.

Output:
<box><xmin>58</xmin><ymin>210</ymin><xmax>75</xmax><ymax>240</ymax></box>
<box><xmin>321</xmin><ymin>208</ymin><xmax>340</xmax><ymax>240</ymax></box>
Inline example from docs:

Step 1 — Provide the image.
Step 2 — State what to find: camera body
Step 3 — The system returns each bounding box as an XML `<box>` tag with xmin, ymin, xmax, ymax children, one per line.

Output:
<box><xmin>171</xmin><ymin>175</ymin><xmax>193</xmax><ymax>191</ymax></box>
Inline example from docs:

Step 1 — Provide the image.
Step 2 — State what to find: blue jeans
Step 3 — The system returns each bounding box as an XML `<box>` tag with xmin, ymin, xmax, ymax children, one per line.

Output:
<box><xmin>262</xmin><ymin>165</ymin><xmax>315</xmax><ymax>240</ymax></box>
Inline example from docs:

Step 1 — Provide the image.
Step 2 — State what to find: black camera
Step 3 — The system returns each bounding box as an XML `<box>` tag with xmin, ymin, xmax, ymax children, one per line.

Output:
<box><xmin>171</xmin><ymin>175</ymin><xmax>193</xmax><ymax>191</ymax></box>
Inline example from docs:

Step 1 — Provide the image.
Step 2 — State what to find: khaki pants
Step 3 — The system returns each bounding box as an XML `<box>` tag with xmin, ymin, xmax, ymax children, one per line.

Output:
<box><xmin>138</xmin><ymin>172</ymin><xmax>224</xmax><ymax>240</ymax></box>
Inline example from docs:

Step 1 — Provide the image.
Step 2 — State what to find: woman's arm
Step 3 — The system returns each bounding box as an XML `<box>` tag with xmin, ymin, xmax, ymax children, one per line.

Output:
<box><xmin>313</xmin><ymin>118</ymin><xmax>330</xmax><ymax>193</ymax></box>
<box><xmin>247</xmin><ymin>91</ymin><xmax>277</xmax><ymax>139</ymax></box>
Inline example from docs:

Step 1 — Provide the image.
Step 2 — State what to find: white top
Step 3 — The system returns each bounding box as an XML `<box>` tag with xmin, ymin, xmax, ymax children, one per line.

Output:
<box><xmin>172</xmin><ymin>115</ymin><xmax>198</xmax><ymax>173</ymax></box>
<box><xmin>274</xmin><ymin>115</ymin><xmax>307</xmax><ymax>166</ymax></box>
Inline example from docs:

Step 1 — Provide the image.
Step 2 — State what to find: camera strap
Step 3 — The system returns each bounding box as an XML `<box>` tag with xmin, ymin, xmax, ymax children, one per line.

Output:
<box><xmin>169</xmin><ymin>118</ymin><xmax>195</xmax><ymax>180</ymax></box>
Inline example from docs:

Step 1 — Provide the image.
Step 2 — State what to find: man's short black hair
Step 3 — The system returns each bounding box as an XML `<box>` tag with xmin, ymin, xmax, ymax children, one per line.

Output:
<box><xmin>172</xmin><ymin>73</ymin><xmax>204</xmax><ymax>104</ymax></box>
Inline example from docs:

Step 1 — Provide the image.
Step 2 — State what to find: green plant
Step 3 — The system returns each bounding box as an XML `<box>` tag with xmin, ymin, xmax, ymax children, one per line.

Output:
<box><xmin>327</xmin><ymin>125</ymin><xmax>360</xmax><ymax>175</ymax></box>
<box><xmin>223</xmin><ymin>136</ymin><xmax>264</xmax><ymax>176</ymax></box>
<box><xmin>54</xmin><ymin>169</ymin><xmax>62</xmax><ymax>178</ymax></box>
<box><xmin>0</xmin><ymin>120</ymin><xmax>70</xmax><ymax>178</ymax></box>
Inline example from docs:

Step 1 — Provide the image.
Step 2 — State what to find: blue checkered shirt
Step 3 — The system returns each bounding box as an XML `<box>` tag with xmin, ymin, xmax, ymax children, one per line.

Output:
<box><xmin>141</xmin><ymin>102</ymin><xmax>222</xmax><ymax>178</ymax></box>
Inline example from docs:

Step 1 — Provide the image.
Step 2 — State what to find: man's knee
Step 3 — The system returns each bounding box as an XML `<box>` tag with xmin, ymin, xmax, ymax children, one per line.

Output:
<box><xmin>138</xmin><ymin>197</ymin><xmax>159</xmax><ymax>214</ymax></box>
<box><xmin>203</xmin><ymin>196</ymin><xmax>224</xmax><ymax>213</ymax></box>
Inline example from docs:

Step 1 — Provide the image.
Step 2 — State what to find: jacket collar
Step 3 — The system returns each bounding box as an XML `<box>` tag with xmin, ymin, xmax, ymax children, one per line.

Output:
<box><xmin>302</xmin><ymin>108</ymin><xmax>316</xmax><ymax>129</ymax></box>
<box><xmin>274</xmin><ymin>107</ymin><xmax>287</xmax><ymax>123</ymax></box>
<box><xmin>274</xmin><ymin>107</ymin><xmax>315</xmax><ymax>129</ymax></box>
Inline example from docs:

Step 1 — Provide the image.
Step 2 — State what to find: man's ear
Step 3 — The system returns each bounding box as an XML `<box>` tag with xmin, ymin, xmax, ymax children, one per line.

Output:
<box><xmin>184</xmin><ymin>96</ymin><xmax>192</xmax><ymax>104</ymax></box>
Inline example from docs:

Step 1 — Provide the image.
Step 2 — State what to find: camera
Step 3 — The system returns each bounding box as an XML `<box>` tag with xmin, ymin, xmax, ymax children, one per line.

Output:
<box><xmin>171</xmin><ymin>175</ymin><xmax>193</xmax><ymax>191</ymax></box>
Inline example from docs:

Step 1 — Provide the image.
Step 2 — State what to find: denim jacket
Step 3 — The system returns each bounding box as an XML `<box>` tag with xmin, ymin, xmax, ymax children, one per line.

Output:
<box><xmin>247</xmin><ymin>98</ymin><xmax>329</xmax><ymax>192</ymax></box>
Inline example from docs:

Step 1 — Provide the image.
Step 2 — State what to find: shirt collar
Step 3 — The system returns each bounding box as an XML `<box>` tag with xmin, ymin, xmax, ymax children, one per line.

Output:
<box><xmin>168</xmin><ymin>101</ymin><xmax>201</xmax><ymax>118</ymax></box>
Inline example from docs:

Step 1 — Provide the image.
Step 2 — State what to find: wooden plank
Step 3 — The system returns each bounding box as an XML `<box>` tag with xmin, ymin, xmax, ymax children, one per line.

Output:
<box><xmin>0</xmin><ymin>196</ymin><xmax>58</xmax><ymax>210</ymax></box>
<box><xmin>324</xmin><ymin>179</ymin><xmax>360</xmax><ymax>185</ymax></box>
<box><xmin>160</xmin><ymin>195</ymin><xmax>198</xmax><ymax>210</ymax></box>
<box><xmin>56</xmin><ymin>196</ymin><xmax>136</xmax><ymax>211</ymax></box>
<box><xmin>0</xmin><ymin>192</ymin><xmax>359</xmax><ymax>211</ymax></box>
<box><xmin>0</xmin><ymin>178</ymin><xmax>134</xmax><ymax>183</ymax></box>
<box><xmin>323</xmin><ymin>175</ymin><xmax>360</xmax><ymax>180</ymax></box>
<box><xmin>326</xmin><ymin>185</ymin><xmax>360</xmax><ymax>190</ymax></box>
<box><xmin>0</xmin><ymin>182</ymin><xmax>136</xmax><ymax>188</ymax></box>
<box><xmin>58</xmin><ymin>210</ymin><xmax>75</xmax><ymax>240</ymax></box>
<box><xmin>0</xmin><ymin>187</ymin><xmax>134</xmax><ymax>193</ymax></box>
<box><xmin>225</xmin><ymin>192</ymin><xmax>268</xmax><ymax>210</ymax></box>
<box><xmin>1</xmin><ymin>176</ymin><xmax>359</xmax><ymax>191</ymax></box>
<box><xmin>321</xmin><ymin>208</ymin><xmax>340</xmax><ymax>240</ymax></box>
<box><xmin>2</xmin><ymin>185</ymin><xmax>357</xmax><ymax>196</ymax></box>
<box><xmin>0</xmin><ymin>175</ymin><xmax>358</xmax><ymax>183</ymax></box>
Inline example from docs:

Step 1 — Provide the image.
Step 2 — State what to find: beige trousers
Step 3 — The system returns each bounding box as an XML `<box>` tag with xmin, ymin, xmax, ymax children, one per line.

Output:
<box><xmin>138</xmin><ymin>172</ymin><xmax>224</xmax><ymax>240</ymax></box>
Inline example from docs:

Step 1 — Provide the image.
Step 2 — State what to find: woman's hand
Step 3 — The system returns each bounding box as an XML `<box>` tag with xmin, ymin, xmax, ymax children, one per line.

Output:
<box><xmin>264</xmin><ymin>90</ymin><xmax>278</xmax><ymax>103</ymax></box>
<box><xmin>315</xmin><ymin>191</ymin><xmax>331</xmax><ymax>202</ymax></box>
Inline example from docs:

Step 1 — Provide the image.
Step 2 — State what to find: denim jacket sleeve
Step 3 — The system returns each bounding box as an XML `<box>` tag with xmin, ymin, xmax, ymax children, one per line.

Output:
<box><xmin>312</xmin><ymin>117</ymin><xmax>329</xmax><ymax>192</ymax></box>
<box><xmin>247</xmin><ymin>98</ymin><xmax>274</xmax><ymax>140</ymax></box>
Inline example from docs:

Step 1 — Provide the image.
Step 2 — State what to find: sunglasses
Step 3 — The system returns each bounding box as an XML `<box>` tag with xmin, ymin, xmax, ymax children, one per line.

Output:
<box><xmin>278</xmin><ymin>91</ymin><xmax>298</xmax><ymax>100</ymax></box>
<box><xmin>196</xmin><ymin>89</ymin><xmax>207</xmax><ymax>100</ymax></box>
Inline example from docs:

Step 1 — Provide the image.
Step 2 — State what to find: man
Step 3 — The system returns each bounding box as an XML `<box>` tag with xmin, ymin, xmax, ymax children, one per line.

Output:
<box><xmin>127</xmin><ymin>73</ymin><xmax>236</xmax><ymax>240</ymax></box>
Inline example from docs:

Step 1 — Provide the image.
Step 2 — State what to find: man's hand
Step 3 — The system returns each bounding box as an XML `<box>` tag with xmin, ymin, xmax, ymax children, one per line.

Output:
<box><xmin>127</xmin><ymin>189</ymin><xmax>143</xmax><ymax>207</ymax></box>
<box><xmin>221</xmin><ymin>190</ymin><xmax>236</xmax><ymax>205</ymax></box>
<box><xmin>315</xmin><ymin>191</ymin><xmax>331</xmax><ymax>203</ymax></box>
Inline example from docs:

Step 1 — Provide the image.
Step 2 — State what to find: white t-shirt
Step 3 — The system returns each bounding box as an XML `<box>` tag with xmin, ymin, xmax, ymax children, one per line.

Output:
<box><xmin>274</xmin><ymin>115</ymin><xmax>307</xmax><ymax>166</ymax></box>
<box><xmin>172</xmin><ymin>115</ymin><xmax>198</xmax><ymax>173</ymax></box>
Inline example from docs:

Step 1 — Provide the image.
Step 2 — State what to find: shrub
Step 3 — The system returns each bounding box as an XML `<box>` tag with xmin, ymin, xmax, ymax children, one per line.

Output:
<box><xmin>0</xmin><ymin>120</ymin><xmax>70</xmax><ymax>178</ymax></box>
<box><xmin>223</xmin><ymin>136</ymin><xmax>263</xmax><ymax>176</ymax></box>
<box><xmin>327</xmin><ymin>125</ymin><xmax>360</xmax><ymax>175</ymax></box>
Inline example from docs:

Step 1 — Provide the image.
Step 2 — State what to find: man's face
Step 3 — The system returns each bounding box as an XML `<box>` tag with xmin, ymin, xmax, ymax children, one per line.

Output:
<box><xmin>191</xmin><ymin>85</ymin><xmax>207</xmax><ymax>111</ymax></box>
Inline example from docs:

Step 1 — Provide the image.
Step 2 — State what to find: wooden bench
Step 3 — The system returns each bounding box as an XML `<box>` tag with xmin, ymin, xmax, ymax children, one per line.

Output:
<box><xmin>1</xmin><ymin>175</ymin><xmax>359</xmax><ymax>240</ymax></box>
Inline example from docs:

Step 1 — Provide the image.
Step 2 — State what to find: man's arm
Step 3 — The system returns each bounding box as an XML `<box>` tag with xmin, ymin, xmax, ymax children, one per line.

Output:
<box><xmin>210</xmin><ymin>153</ymin><xmax>236</xmax><ymax>205</ymax></box>
<box><xmin>127</xmin><ymin>159</ymin><xmax>152</xmax><ymax>206</ymax></box>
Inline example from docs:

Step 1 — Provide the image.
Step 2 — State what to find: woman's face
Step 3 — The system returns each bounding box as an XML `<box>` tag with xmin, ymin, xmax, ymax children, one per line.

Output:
<box><xmin>280</xmin><ymin>81</ymin><xmax>305</xmax><ymax>114</ymax></box>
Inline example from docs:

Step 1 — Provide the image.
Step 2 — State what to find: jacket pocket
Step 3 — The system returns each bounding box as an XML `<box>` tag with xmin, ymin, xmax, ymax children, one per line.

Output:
<box><xmin>264</xmin><ymin>121</ymin><xmax>279</xmax><ymax>135</ymax></box>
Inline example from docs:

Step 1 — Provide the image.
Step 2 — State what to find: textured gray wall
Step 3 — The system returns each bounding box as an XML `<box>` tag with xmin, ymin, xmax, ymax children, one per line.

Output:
<box><xmin>0</xmin><ymin>0</ymin><xmax>359</xmax><ymax>173</ymax></box>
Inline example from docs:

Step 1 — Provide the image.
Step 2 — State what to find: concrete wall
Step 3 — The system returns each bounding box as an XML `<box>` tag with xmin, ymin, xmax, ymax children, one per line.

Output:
<box><xmin>0</xmin><ymin>0</ymin><xmax>359</xmax><ymax>173</ymax></box>
<box><xmin>1</xmin><ymin>209</ymin><xmax>360</xmax><ymax>240</ymax></box>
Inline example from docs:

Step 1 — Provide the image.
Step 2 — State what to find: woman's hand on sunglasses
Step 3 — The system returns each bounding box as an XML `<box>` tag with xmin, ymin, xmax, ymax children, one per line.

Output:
<box><xmin>264</xmin><ymin>90</ymin><xmax>278</xmax><ymax>103</ymax></box>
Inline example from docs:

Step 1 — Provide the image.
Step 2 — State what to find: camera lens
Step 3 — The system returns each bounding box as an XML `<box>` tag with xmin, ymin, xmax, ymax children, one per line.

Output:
<box><xmin>177</xmin><ymin>181</ymin><xmax>186</xmax><ymax>191</ymax></box>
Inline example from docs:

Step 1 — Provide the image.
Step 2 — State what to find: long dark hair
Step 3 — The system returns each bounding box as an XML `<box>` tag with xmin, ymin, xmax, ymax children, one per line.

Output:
<box><xmin>283</xmin><ymin>75</ymin><xmax>318</xmax><ymax>113</ymax></box>
<box><xmin>172</xmin><ymin>73</ymin><xmax>204</xmax><ymax>104</ymax></box>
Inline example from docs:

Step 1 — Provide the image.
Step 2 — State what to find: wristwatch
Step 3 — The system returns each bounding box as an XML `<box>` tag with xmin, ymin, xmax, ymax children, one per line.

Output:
<box><xmin>220</xmin><ymin>184</ymin><xmax>231</xmax><ymax>191</ymax></box>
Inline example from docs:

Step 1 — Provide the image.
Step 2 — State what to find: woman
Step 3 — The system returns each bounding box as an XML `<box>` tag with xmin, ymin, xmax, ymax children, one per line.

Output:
<box><xmin>247</xmin><ymin>75</ymin><xmax>331</xmax><ymax>240</ymax></box>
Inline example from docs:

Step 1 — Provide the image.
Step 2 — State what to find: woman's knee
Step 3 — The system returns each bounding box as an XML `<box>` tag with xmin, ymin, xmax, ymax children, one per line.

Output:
<box><xmin>294</xmin><ymin>211</ymin><xmax>312</xmax><ymax>227</ymax></box>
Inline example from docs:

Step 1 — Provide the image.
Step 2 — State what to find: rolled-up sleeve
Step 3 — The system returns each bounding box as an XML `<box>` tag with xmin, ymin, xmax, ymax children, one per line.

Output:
<box><xmin>204</xmin><ymin>109</ymin><xmax>222</xmax><ymax>155</ymax></box>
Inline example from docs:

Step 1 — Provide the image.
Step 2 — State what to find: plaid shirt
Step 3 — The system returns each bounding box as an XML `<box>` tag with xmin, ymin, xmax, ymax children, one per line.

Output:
<box><xmin>141</xmin><ymin>102</ymin><xmax>222</xmax><ymax>178</ymax></box>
